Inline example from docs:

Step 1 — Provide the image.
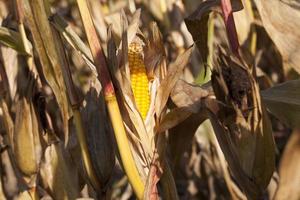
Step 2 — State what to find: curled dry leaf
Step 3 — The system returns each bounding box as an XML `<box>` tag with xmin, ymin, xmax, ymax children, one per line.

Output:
<box><xmin>155</xmin><ymin>45</ymin><xmax>194</xmax><ymax>117</ymax></box>
<box><xmin>253</xmin><ymin>0</ymin><xmax>300</xmax><ymax>73</ymax></box>
<box><xmin>144</xmin><ymin>22</ymin><xmax>167</xmax><ymax>80</ymax></box>
<box><xmin>157</xmin><ymin>79</ymin><xmax>210</xmax><ymax>133</ymax></box>
<box><xmin>82</xmin><ymin>86</ymin><xmax>115</xmax><ymax>189</ymax></box>
<box><xmin>184</xmin><ymin>0</ymin><xmax>243</xmax><ymax>63</ymax></box>
<box><xmin>210</xmin><ymin>49</ymin><xmax>275</xmax><ymax>198</ymax></box>
<box><xmin>275</xmin><ymin>129</ymin><xmax>300</xmax><ymax>200</ymax></box>
<box><xmin>261</xmin><ymin>79</ymin><xmax>300</xmax><ymax>128</ymax></box>
<box><xmin>105</xmin><ymin>9</ymin><xmax>141</xmax><ymax>45</ymax></box>
<box><xmin>160</xmin><ymin>79</ymin><xmax>210</xmax><ymax>168</ymax></box>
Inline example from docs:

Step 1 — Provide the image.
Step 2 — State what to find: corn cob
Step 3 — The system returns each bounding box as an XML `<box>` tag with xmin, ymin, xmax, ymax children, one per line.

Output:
<box><xmin>128</xmin><ymin>42</ymin><xmax>150</xmax><ymax>119</ymax></box>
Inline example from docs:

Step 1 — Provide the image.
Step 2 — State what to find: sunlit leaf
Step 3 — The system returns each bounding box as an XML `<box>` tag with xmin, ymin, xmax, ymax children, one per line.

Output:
<box><xmin>275</xmin><ymin>129</ymin><xmax>300</xmax><ymax>200</ymax></box>
<box><xmin>254</xmin><ymin>0</ymin><xmax>300</xmax><ymax>73</ymax></box>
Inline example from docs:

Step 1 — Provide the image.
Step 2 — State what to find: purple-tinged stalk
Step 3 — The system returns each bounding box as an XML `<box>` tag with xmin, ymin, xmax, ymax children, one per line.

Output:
<box><xmin>220</xmin><ymin>0</ymin><xmax>240</xmax><ymax>57</ymax></box>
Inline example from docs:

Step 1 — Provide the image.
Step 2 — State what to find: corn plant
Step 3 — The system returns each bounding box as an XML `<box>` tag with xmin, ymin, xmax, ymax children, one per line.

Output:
<box><xmin>0</xmin><ymin>0</ymin><xmax>300</xmax><ymax>199</ymax></box>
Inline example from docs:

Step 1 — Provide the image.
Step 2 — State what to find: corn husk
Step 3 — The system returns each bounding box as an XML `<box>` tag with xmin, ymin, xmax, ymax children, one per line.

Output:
<box><xmin>40</xmin><ymin>140</ymin><xmax>78</xmax><ymax>200</ymax></box>
<box><xmin>81</xmin><ymin>85</ymin><xmax>115</xmax><ymax>190</ymax></box>
<box><xmin>209</xmin><ymin>49</ymin><xmax>275</xmax><ymax>198</ymax></box>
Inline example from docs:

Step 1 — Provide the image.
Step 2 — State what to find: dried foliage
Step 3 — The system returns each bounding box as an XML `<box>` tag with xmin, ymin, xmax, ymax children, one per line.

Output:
<box><xmin>0</xmin><ymin>0</ymin><xmax>299</xmax><ymax>199</ymax></box>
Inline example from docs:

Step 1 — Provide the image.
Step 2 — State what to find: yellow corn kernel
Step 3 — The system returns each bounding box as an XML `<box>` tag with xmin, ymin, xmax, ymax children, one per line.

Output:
<box><xmin>128</xmin><ymin>42</ymin><xmax>150</xmax><ymax>119</ymax></box>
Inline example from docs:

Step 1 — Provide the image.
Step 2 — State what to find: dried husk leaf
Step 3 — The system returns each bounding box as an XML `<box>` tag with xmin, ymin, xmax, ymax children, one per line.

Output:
<box><xmin>144</xmin><ymin>22</ymin><xmax>167</xmax><ymax>80</ymax></box>
<box><xmin>105</xmin><ymin>9</ymin><xmax>141</xmax><ymax>45</ymax></box>
<box><xmin>210</xmin><ymin>49</ymin><xmax>275</xmax><ymax>198</ymax></box>
<box><xmin>253</xmin><ymin>0</ymin><xmax>300</xmax><ymax>74</ymax></box>
<box><xmin>155</xmin><ymin>46</ymin><xmax>194</xmax><ymax>117</ymax></box>
<box><xmin>40</xmin><ymin>141</ymin><xmax>78</xmax><ymax>200</ymax></box>
<box><xmin>275</xmin><ymin>129</ymin><xmax>300</xmax><ymax>200</ymax></box>
<box><xmin>107</xmin><ymin>25</ymin><xmax>150</xmax><ymax>182</ymax></box>
<box><xmin>261</xmin><ymin>79</ymin><xmax>300</xmax><ymax>128</ymax></box>
<box><xmin>143</xmin><ymin>136</ymin><xmax>165</xmax><ymax>200</ymax></box>
<box><xmin>23</xmin><ymin>0</ymin><xmax>71</xmax><ymax>142</ymax></box>
<box><xmin>144</xmin><ymin>133</ymin><xmax>179</xmax><ymax>200</ymax></box>
<box><xmin>13</xmin><ymin>98</ymin><xmax>42</xmax><ymax>177</ymax></box>
<box><xmin>82</xmin><ymin>86</ymin><xmax>115</xmax><ymax>189</ymax></box>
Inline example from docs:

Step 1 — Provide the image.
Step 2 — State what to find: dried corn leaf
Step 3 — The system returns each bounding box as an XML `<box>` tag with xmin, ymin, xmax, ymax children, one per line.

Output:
<box><xmin>185</xmin><ymin>0</ymin><xmax>243</xmax><ymax>62</ymax></box>
<box><xmin>157</xmin><ymin>107</ymin><xmax>192</xmax><ymax>133</ymax></box>
<box><xmin>275</xmin><ymin>129</ymin><xmax>300</xmax><ymax>200</ymax></box>
<box><xmin>210</xmin><ymin>50</ymin><xmax>275</xmax><ymax>198</ymax></box>
<box><xmin>171</xmin><ymin>79</ymin><xmax>210</xmax><ymax>113</ymax></box>
<box><xmin>49</xmin><ymin>14</ymin><xmax>96</xmax><ymax>76</ymax></box>
<box><xmin>157</xmin><ymin>79</ymin><xmax>210</xmax><ymax>132</ymax></box>
<box><xmin>23</xmin><ymin>0</ymin><xmax>71</xmax><ymax>142</ymax></box>
<box><xmin>261</xmin><ymin>79</ymin><xmax>300</xmax><ymax>128</ymax></box>
<box><xmin>254</xmin><ymin>0</ymin><xmax>300</xmax><ymax>73</ymax></box>
<box><xmin>40</xmin><ymin>141</ymin><xmax>78</xmax><ymax>200</ymax></box>
<box><xmin>105</xmin><ymin>9</ymin><xmax>141</xmax><ymax>45</ymax></box>
<box><xmin>144</xmin><ymin>22</ymin><xmax>166</xmax><ymax>80</ymax></box>
<box><xmin>0</xmin><ymin>27</ymin><xmax>32</xmax><ymax>55</ymax></box>
<box><xmin>155</xmin><ymin>46</ymin><xmax>194</xmax><ymax>117</ymax></box>
<box><xmin>0</xmin><ymin>46</ymin><xmax>19</xmax><ymax>100</ymax></box>
<box><xmin>82</xmin><ymin>86</ymin><xmax>115</xmax><ymax>188</ymax></box>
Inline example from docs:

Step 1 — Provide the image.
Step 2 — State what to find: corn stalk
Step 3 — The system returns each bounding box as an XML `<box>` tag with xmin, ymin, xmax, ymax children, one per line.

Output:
<box><xmin>76</xmin><ymin>0</ymin><xmax>145</xmax><ymax>198</ymax></box>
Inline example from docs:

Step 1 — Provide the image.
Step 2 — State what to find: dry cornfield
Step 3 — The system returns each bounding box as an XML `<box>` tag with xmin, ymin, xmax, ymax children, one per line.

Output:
<box><xmin>0</xmin><ymin>0</ymin><xmax>300</xmax><ymax>199</ymax></box>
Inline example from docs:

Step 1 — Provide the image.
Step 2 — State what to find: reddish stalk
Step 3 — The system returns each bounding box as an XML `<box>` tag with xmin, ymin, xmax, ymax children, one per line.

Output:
<box><xmin>220</xmin><ymin>0</ymin><xmax>240</xmax><ymax>56</ymax></box>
